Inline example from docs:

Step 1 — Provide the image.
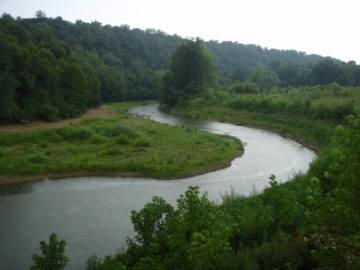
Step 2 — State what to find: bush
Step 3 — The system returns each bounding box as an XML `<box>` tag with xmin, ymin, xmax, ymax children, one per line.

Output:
<box><xmin>89</xmin><ymin>134</ymin><xmax>106</xmax><ymax>144</ymax></box>
<box><xmin>116</xmin><ymin>135</ymin><xmax>130</xmax><ymax>145</ymax></box>
<box><xmin>96</xmin><ymin>125</ymin><xmax>137</xmax><ymax>138</ymax></box>
<box><xmin>105</xmin><ymin>148</ymin><xmax>122</xmax><ymax>156</ymax></box>
<box><xmin>86</xmin><ymin>255</ymin><xmax>126</xmax><ymax>270</ymax></box>
<box><xmin>57</xmin><ymin>127</ymin><xmax>93</xmax><ymax>140</ymax></box>
<box><xmin>134</xmin><ymin>137</ymin><xmax>151</xmax><ymax>148</ymax></box>
<box><xmin>228</xmin><ymin>81</ymin><xmax>259</xmax><ymax>94</ymax></box>
<box><xmin>27</xmin><ymin>152</ymin><xmax>48</xmax><ymax>163</ymax></box>
<box><xmin>30</xmin><ymin>233</ymin><xmax>68</xmax><ymax>270</ymax></box>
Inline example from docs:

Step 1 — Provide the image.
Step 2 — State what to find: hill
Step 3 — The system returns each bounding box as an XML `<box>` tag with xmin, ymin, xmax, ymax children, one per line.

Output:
<box><xmin>1</xmin><ymin>13</ymin><xmax>359</xmax><ymax>123</ymax></box>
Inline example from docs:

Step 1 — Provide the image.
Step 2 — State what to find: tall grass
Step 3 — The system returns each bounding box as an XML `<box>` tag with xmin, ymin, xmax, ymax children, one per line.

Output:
<box><xmin>0</xmin><ymin>103</ymin><xmax>242</xmax><ymax>183</ymax></box>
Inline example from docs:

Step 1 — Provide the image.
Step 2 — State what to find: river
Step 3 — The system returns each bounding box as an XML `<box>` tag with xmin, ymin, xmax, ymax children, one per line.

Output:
<box><xmin>0</xmin><ymin>103</ymin><xmax>316</xmax><ymax>269</ymax></box>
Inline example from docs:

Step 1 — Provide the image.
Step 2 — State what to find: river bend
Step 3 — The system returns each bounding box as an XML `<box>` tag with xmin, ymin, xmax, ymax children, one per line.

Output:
<box><xmin>0</xmin><ymin>103</ymin><xmax>316</xmax><ymax>269</ymax></box>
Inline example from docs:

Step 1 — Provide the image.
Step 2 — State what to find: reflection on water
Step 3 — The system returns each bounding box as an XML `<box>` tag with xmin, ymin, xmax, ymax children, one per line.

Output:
<box><xmin>0</xmin><ymin>104</ymin><xmax>316</xmax><ymax>269</ymax></box>
<box><xmin>0</xmin><ymin>183</ymin><xmax>33</xmax><ymax>196</ymax></box>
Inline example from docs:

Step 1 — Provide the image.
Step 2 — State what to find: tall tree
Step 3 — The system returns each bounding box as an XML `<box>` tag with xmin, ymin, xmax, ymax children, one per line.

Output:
<box><xmin>310</xmin><ymin>58</ymin><xmax>343</xmax><ymax>85</ymax></box>
<box><xmin>161</xmin><ymin>39</ymin><xmax>217</xmax><ymax>106</ymax></box>
<box><xmin>250</xmin><ymin>66</ymin><xmax>280</xmax><ymax>89</ymax></box>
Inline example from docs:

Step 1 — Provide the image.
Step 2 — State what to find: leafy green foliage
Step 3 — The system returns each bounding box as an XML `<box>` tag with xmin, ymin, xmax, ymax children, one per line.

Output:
<box><xmin>1</xmin><ymin>14</ymin><xmax>360</xmax><ymax>123</ymax></box>
<box><xmin>95</xmin><ymin>124</ymin><xmax>136</xmax><ymax>138</ymax></box>
<box><xmin>27</xmin><ymin>152</ymin><xmax>49</xmax><ymax>164</ymax></box>
<box><xmin>131</xmin><ymin>196</ymin><xmax>175</xmax><ymax>250</ymax></box>
<box><xmin>123</xmin><ymin>186</ymin><xmax>234</xmax><ymax>270</ymax></box>
<box><xmin>161</xmin><ymin>39</ymin><xmax>217</xmax><ymax>107</ymax></box>
<box><xmin>172</xmin><ymin>94</ymin><xmax>337</xmax><ymax>151</ymax></box>
<box><xmin>30</xmin><ymin>233</ymin><xmax>68</xmax><ymax>270</ymax></box>
<box><xmin>94</xmin><ymin>178</ymin><xmax>315</xmax><ymax>270</ymax></box>
<box><xmin>305</xmin><ymin>115</ymin><xmax>360</xmax><ymax>269</ymax></box>
<box><xmin>226</xmin><ymin>85</ymin><xmax>358</xmax><ymax>121</ymax></box>
<box><xmin>227</xmin><ymin>81</ymin><xmax>259</xmax><ymax>94</ymax></box>
<box><xmin>86</xmin><ymin>255</ymin><xmax>126</xmax><ymax>270</ymax></box>
<box><xmin>56</xmin><ymin>127</ymin><xmax>94</xmax><ymax>140</ymax></box>
<box><xmin>250</xmin><ymin>66</ymin><xmax>280</xmax><ymax>88</ymax></box>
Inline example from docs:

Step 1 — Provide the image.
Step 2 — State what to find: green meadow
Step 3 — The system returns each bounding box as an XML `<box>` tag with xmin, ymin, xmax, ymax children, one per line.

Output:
<box><xmin>0</xmin><ymin>103</ymin><xmax>242</xmax><ymax>184</ymax></box>
<box><xmin>170</xmin><ymin>85</ymin><xmax>360</xmax><ymax>151</ymax></box>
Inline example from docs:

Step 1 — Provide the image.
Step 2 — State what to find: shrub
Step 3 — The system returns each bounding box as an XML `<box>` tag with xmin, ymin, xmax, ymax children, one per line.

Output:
<box><xmin>57</xmin><ymin>127</ymin><xmax>93</xmax><ymax>141</ymax></box>
<box><xmin>96</xmin><ymin>125</ymin><xmax>137</xmax><ymax>138</ymax></box>
<box><xmin>228</xmin><ymin>81</ymin><xmax>259</xmax><ymax>94</ymax></box>
<box><xmin>134</xmin><ymin>137</ymin><xmax>151</xmax><ymax>148</ymax></box>
<box><xmin>30</xmin><ymin>233</ymin><xmax>68</xmax><ymax>270</ymax></box>
<box><xmin>116</xmin><ymin>135</ymin><xmax>130</xmax><ymax>145</ymax></box>
<box><xmin>41</xmin><ymin>130</ymin><xmax>64</xmax><ymax>143</ymax></box>
<box><xmin>105</xmin><ymin>148</ymin><xmax>122</xmax><ymax>156</ymax></box>
<box><xmin>86</xmin><ymin>255</ymin><xmax>126</xmax><ymax>270</ymax></box>
<box><xmin>27</xmin><ymin>152</ymin><xmax>48</xmax><ymax>163</ymax></box>
<box><xmin>89</xmin><ymin>134</ymin><xmax>106</xmax><ymax>144</ymax></box>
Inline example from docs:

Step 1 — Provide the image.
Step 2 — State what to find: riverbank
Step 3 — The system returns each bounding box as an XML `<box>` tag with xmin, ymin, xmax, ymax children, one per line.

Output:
<box><xmin>170</xmin><ymin>99</ymin><xmax>337</xmax><ymax>153</ymax></box>
<box><xmin>0</xmin><ymin>102</ymin><xmax>243</xmax><ymax>186</ymax></box>
<box><xmin>0</xmin><ymin>105</ymin><xmax>114</xmax><ymax>132</ymax></box>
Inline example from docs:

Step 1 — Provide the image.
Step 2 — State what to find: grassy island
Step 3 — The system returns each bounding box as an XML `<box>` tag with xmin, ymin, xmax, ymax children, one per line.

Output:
<box><xmin>0</xmin><ymin>102</ymin><xmax>243</xmax><ymax>185</ymax></box>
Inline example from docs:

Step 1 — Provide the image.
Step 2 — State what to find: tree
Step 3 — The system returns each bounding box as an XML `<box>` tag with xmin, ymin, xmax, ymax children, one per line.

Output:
<box><xmin>30</xmin><ymin>233</ymin><xmax>69</xmax><ymax>270</ymax></box>
<box><xmin>86</xmin><ymin>255</ymin><xmax>126</xmax><ymax>270</ymax></box>
<box><xmin>227</xmin><ymin>81</ymin><xmax>259</xmax><ymax>94</ymax></box>
<box><xmin>310</xmin><ymin>58</ymin><xmax>343</xmax><ymax>85</ymax></box>
<box><xmin>250</xmin><ymin>66</ymin><xmax>280</xmax><ymax>89</ymax></box>
<box><xmin>0</xmin><ymin>71</ymin><xmax>19</xmax><ymax>122</ymax></box>
<box><xmin>306</xmin><ymin>115</ymin><xmax>360</xmax><ymax>269</ymax></box>
<box><xmin>35</xmin><ymin>10</ymin><xmax>47</xmax><ymax>19</ymax></box>
<box><xmin>161</xmin><ymin>39</ymin><xmax>217</xmax><ymax>107</ymax></box>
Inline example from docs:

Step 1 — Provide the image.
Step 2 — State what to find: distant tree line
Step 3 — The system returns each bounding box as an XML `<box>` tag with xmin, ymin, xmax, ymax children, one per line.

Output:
<box><xmin>1</xmin><ymin>12</ymin><xmax>359</xmax><ymax>122</ymax></box>
<box><xmin>207</xmin><ymin>42</ymin><xmax>360</xmax><ymax>87</ymax></box>
<box><xmin>0</xmin><ymin>12</ymin><xmax>179</xmax><ymax>123</ymax></box>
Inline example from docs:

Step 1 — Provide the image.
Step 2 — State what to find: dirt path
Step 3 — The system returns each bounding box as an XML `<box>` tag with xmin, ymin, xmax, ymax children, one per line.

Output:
<box><xmin>0</xmin><ymin>105</ymin><xmax>113</xmax><ymax>132</ymax></box>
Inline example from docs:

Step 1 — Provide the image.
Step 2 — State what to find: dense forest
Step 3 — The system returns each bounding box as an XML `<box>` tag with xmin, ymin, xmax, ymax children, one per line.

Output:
<box><xmin>1</xmin><ymin>12</ymin><xmax>360</xmax><ymax>123</ymax></box>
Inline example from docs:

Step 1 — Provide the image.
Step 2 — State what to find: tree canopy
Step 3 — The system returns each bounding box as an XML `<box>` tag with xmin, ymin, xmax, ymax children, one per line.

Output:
<box><xmin>1</xmin><ymin>12</ymin><xmax>360</xmax><ymax>122</ymax></box>
<box><xmin>161</xmin><ymin>39</ymin><xmax>217</xmax><ymax>106</ymax></box>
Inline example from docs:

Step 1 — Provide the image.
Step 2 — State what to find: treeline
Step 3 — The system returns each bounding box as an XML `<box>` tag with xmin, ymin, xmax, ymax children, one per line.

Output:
<box><xmin>161</xmin><ymin>40</ymin><xmax>359</xmax><ymax>122</ymax></box>
<box><xmin>212</xmin><ymin>42</ymin><xmax>360</xmax><ymax>87</ymax></box>
<box><xmin>0</xmin><ymin>13</ymin><xmax>178</xmax><ymax>123</ymax></box>
<box><xmin>1</xmin><ymin>12</ymin><xmax>360</xmax><ymax>123</ymax></box>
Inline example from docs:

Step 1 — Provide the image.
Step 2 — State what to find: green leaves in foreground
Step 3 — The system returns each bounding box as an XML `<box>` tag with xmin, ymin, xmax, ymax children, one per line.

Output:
<box><xmin>30</xmin><ymin>233</ymin><xmax>68</xmax><ymax>270</ymax></box>
<box><xmin>305</xmin><ymin>115</ymin><xmax>360</xmax><ymax>269</ymax></box>
<box><xmin>123</xmin><ymin>186</ymin><xmax>233</xmax><ymax>270</ymax></box>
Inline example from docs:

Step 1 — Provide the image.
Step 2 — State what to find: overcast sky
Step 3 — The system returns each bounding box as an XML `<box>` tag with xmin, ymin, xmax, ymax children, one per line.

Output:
<box><xmin>1</xmin><ymin>0</ymin><xmax>359</xmax><ymax>63</ymax></box>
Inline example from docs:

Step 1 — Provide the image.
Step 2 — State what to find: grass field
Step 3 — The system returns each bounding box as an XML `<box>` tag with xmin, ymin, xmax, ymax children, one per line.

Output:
<box><xmin>0</xmin><ymin>102</ymin><xmax>243</xmax><ymax>185</ymax></box>
<box><xmin>171</xmin><ymin>89</ymin><xmax>346</xmax><ymax>152</ymax></box>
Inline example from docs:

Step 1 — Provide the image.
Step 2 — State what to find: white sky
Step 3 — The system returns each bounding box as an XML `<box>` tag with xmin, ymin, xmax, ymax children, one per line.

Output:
<box><xmin>1</xmin><ymin>0</ymin><xmax>359</xmax><ymax>63</ymax></box>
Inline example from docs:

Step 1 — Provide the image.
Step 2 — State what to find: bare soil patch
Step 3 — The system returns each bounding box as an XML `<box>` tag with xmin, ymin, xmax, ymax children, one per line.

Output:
<box><xmin>0</xmin><ymin>105</ymin><xmax>113</xmax><ymax>132</ymax></box>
